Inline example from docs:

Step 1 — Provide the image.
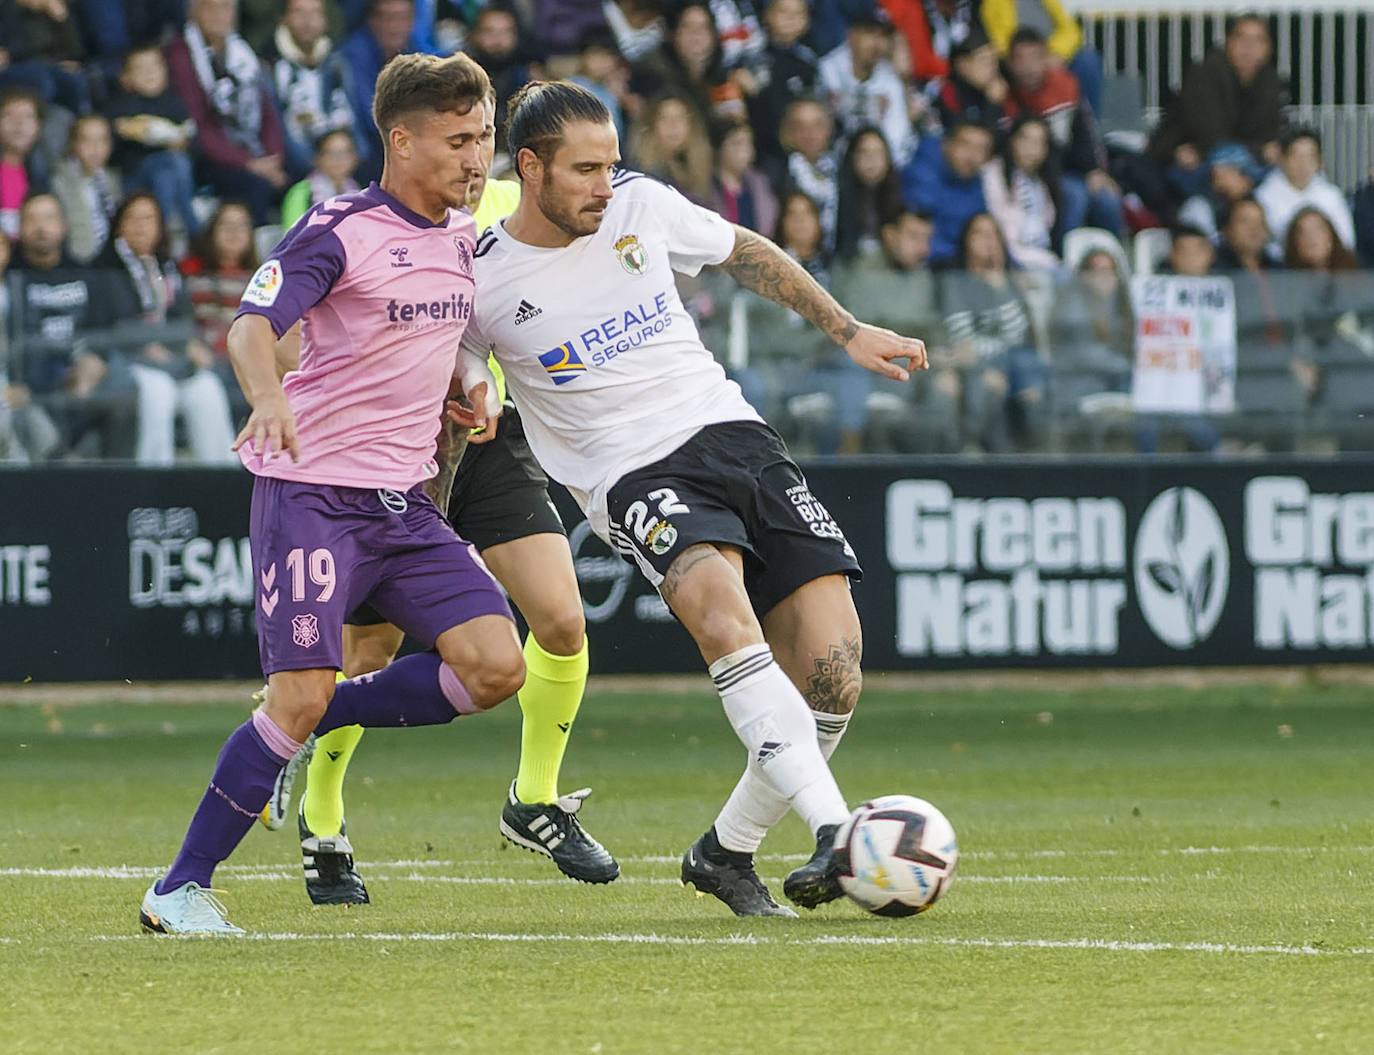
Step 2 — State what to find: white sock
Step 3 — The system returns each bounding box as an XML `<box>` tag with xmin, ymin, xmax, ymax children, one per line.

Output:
<box><xmin>707</xmin><ymin>645</ymin><xmax>848</xmax><ymax>847</ymax></box>
<box><xmin>715</xmin><ymin>710</ymin><xmax>852</xmax><ymax>854</ymax></box>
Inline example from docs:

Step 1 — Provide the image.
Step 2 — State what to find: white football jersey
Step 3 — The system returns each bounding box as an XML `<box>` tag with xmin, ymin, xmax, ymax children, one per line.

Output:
<box><xmin>461</xmin><ymin>171</ymin><xmax>762</xmax><ymax>539</ymax></box>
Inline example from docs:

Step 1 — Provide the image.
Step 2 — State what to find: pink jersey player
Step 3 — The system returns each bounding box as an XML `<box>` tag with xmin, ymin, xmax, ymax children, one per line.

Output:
<box><xmin>235</xmin><ymin>184</ymin><xmax>477</xmax><ymax>489</ymax></box>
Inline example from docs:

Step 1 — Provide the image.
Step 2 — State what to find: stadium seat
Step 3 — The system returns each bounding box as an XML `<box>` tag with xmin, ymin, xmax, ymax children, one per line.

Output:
<box><xmin>1132</xmin><ymin>228</ymin><xmax>1173</xmax><ymax>276</ymax></box>
<box><xmin>1062</xmin><ymin>227</ymin><xmax>1130</xmax><ymax>277</ymax></box>
<box><xmin>254</xmin><ymin>224</ymin><xmax>285</xmax><ymax>263</ymax></box>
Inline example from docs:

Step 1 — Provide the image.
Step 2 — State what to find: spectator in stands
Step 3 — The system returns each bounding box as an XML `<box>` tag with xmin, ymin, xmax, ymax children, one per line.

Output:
<box><xmin>833</xmin><ymin>124</ymin><xmax>903</xmax><ymax>261</ymax></box>
<box><xmin>464</xmin><ymin>3</ymin><xmax>533</xmax><ymax>153</ymax></box>
<box><xmin>72</xmin><ymin>0</ymin><xmax>184</xmax><ymax>78</ymax></box>
<box><xmin>179</xmin><ymin>201</ymin><xmax>257</xmax><ymax>425</ymax></box>
<box><xmin>0</xmin><ymin>0</ymin><xmax>90</xmax><ymax>115</ymax></box>
<box><xmin>0</xmin><ymin>88</ymin><xmax>46</xmax><ymax>240</ymax></box>
<box><xmin>981</xmin><ymin>0</ymin><xmax>1102</xmax><ymax>116</ymax></box>
<box><xmin>569</xmin><ymin>27</ymin><xmax>629</xmax><ymax>140</ymax></box>
<box><xmin>835</xmin><ymin>206</ymin><xmax>960</xmax><ymax>451</ymax></box>
<box><xmin>1140</xmin><ymin>225</ymin><xmax>1222</xmax><ymax>453</ymax></box>
<box><xmin>101</xmin><ymin>192</ymin><xmax>237</xmax><ymax>465</ymax></box>
<box><xmin>106</xmin><ymin>45</ymin><xmax>199</xmax><ymax>241</ymax></box>
<box><xmin>709</xmin><ymin>0</ymin><xmax>769</xmax><ymax>74</ymax></box>
<box><xmin>601</xmin><ymin>0</ymin><xmax>665</xmax><ymax>64</ymax></box>
<box><xmin>1283</xmin><ymin>207</ymin><xmax>1372</xmax><ymax>368</ymax></box>
<box><xmin>939</xmin><ymin>212</ymin><xmax>1046</xmax><ymax>451</ymax></box>
<box><xmin>281</xmin><ymin>128</ymin><xmax>360</xmax><ymax>227</ymax></box>
<box><xmin>630</xmin><ymin>2</ymin><xmax>740</xmax><ymax>128</ymax></box>
<box><xmin>981</xmin><ymin>114</ymin><xmax>1059</xmax><ymax>270</ymax></box>
<box><xmin>936</xmin><ymin>28</ymin><xmax>1011</xmax><ymax>138</ymax></box>
<box><xmin>706</xmin><ymin>120</ymin><xmax>778</xmax><ymax>234</ymax></box>
<box><xmin>1050</xmin><ymin>248</ymin><xmax>1134</xmax><ymax>412</ymax></box>
<box><xmin>340</xmin><ymin>0</ymin><xmax>417</xmax><ymax>182</ymax></box>
<box><xmin>818</xmin><ymin>2</ymin><xmax>913</xmax><ymax>164</ymax></box>
<box><xmin>1356</xmin><ymin>167</ymin><xmax>1374</xmax><ymax>269</ymax></box>
<box><xmin>263</xmin><ymin>0</ymin><xmax>360</xmax><ymax>182</ymax></box>
<box><xmin>1213</xmin><ymin>196</ymin><xmax>1315</xmax><ymax>427</ymax></box>
<box><xmin>780</xmin><ymin>96</ymin><xmax>840</xmax><ymax>250</ymax></box>
<box><xmin>11</xmin><ymin>193</ymin><xmax>138</xmax><ymax>459</ymax></box>
<box><xmin>1177</xmin><ymin>142</ymin><xmax>1263</xmax><ymax>244</ymax></box>
<box><xmin>50</xmin><ymin>114</ymin><xmax>119</xmax><ymax>264</ymax></box>
<box><xmin>746</xmin><ymin>0</ymin><xmax>819</xmax><ymax>176</ymax></box>
<box><xmin>1161</xmin><ymin>224</ymin><xmax>1215</xmax><ymax>276</ymax></box>
<box><xmin>630</xmin><ymin>94</ymin><xmax>713</xmax><ymax>202</ymax></box>
<box><xmin>1255</xmin><ymin>128</ymin><xmax>1356</xmax><ymax>257</ymax></box>
<box><xmin>774</xmin><ymin>188</ymin><xmax>874</xmax><ymax>452</ymax></box>
<box><xmin>533</xmin><ymin>0</ymin><xmax>610</xmax><ymax>60</ymax></box>
<box><xmin>166</xmin><ymin>0</ymin><xmax>290</xmax><ymax>225</ymax></box>
<box><xmin>902</xmin><ymin>119</ymin><xmax>993</xmax><ymax>266</ymax></box>
<box><xmin>885</xmin><ymin>0</ymin><xmax>981</xmax><ymax>84</ymax></box>
<box><xmin>0</xmin><ymin>233</ymin><xmax>63</xmax><ymax>461</ymax></box>
<box><xmin>1004</xmin><ymin>27</ymin><xmax>1121</xmax><ymax>240</ymax></box>
<box><xmin>1148</xmin><ymin>14</ymin><xmax>1285</xmax><ymax>201</ymax></box>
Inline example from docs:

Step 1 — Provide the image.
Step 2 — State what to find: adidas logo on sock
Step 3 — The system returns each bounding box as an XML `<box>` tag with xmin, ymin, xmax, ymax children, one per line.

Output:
<box><xmin>513</xmin><ymin>299</ymin><xmax>542</xmax><ymax>325</ymax></box>
<box><xmin>756</xmin><ymin>739</ymin><xmax>791</xmax><ymax>764</ymax></box>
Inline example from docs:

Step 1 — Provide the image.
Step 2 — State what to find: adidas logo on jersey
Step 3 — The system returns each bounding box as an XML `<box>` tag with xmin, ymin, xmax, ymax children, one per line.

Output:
<box><xmin>513</xmin><ymin>299</ymin><xmax>542</xmax><ymax>325</ymax></box>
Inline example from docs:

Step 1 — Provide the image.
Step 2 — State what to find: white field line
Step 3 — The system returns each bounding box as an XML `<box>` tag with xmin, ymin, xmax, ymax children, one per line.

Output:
<box><xmin>631</xmin><ymin>845</ymin><xmax>1374</xmax><ymax>864</ymax></box>
<box><xmin>74</xmin><ymin>931</ymin><xmax>1374</xmax><ymax>957</ymax></box>
<box><xmin>0</xmin><ymin>865</ymin><xmax>1163</xmax><ymax>885</ymax></box>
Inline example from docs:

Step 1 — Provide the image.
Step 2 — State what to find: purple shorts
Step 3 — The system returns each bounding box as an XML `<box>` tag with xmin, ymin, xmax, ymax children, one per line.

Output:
<box><xmin>250</xmin><ymin>477</ymin><xmax>513</xmax><ymax>674</ymax></box>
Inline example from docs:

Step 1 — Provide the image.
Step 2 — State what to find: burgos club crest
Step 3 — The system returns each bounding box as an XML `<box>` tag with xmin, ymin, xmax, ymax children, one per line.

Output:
<box><xmin>614</xmin><ymin>234</ymin><xmax>647</xmax><ymax>275</ymax></box>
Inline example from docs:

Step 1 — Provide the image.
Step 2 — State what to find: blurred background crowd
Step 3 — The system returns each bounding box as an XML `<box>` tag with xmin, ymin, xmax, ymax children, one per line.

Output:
<box><xmin>1</xmin><ymin>0</ymin><xmax>1372</xmax><ymax>464</ymax></box>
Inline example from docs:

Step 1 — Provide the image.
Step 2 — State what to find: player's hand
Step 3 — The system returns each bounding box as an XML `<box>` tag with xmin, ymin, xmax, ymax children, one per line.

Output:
<box><xmin>233</xmin><ymin>389</ymin><xmax>300</xmax><ymax>461</ymax></box>
<box><xmin>446</xmin><ymin>382</ymin><xmax>500</xmax><ymax>444</ymax></box>
<box><xmin>844</xmin><ymin>323</ymin><xmax>928</xmax><ymax>381</ymax></box>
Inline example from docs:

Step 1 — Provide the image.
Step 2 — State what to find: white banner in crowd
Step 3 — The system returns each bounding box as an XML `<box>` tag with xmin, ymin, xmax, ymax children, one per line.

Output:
<box><xmin>1130</xmin><ymin>275</ymin><xmax>1236</xmax><ymax>415</ymax></box>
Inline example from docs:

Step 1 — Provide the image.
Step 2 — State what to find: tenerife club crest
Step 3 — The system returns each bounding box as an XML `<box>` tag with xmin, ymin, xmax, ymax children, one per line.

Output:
<box><xmin>614</xmin><ymin>234</ymin><xmax>648</xmax><ymax>276</ymax></box>
<box><xmin>453</xmin><ymin>235</ymin><xmax>473</xmax><ymax>277</ymax></box>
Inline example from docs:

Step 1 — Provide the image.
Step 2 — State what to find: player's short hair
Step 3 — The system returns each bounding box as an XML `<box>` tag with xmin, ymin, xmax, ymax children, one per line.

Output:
<box><xmin>505</xmin><ymin>80</ymin><xmax>612</xmax><ymax>180</ymax></box>
<box><xmin>372</xmin><ymin>52</ymin><xmax>491</xmax><ymax>139</ymax></box>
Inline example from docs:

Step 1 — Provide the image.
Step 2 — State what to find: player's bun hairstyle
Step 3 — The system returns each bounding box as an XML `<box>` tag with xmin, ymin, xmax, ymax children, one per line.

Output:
<box><xmin>372</xmin><ymin>52</ymin><xmax>492</xmax><ymax>137</ymax></box>
<box><xmin>505</xmin><ymin>80</ymin><xmax>612</xmax><ymax>181</ymax></box>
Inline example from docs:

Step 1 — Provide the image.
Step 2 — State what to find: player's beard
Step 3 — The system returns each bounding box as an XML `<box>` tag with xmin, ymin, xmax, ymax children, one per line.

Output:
<box><xmin>538</xmin><ymin>174</ymin><xmax>605</xmax><ymax>239</ymax></box>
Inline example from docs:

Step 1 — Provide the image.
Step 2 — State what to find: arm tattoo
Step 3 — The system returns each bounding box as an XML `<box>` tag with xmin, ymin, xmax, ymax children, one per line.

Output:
<box><xmin>658</xmin><ymin>543</ymin><xmax>720</xmax><ymax>608</ymax></box>
<box><xmin>802</xmin><ymin>637</ymin><xmax>863</xmax><ymax>715</ymax></box>
<box><xmin>423</xmin><ymin>418</ymin><xmax>468</xmax><ymax>513</ymax></box>
<box><xmin>717</xmin><ymin>226</ymin><xmax>860</xmax><ymax>347</ymax></box>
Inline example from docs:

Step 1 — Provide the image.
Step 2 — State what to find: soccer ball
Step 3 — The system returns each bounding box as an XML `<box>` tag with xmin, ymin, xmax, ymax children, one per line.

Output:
<box><xmin>832</xmin><ymin>795</ymin><xmax>958</xmax><ymax>917</ymax></box>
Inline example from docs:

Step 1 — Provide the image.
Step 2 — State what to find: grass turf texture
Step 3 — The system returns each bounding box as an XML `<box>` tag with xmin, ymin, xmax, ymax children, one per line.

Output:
<box><xmin>2</xmin><ymin>679</ymin><xmax>1372</xmax><ymax>1054</ymax></box>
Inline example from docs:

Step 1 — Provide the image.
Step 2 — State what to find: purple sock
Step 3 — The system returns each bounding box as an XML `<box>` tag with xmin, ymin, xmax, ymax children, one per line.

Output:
<box><xmin>157</xmin><ymin>713</ymin><xmax>298</xmax><ymax>894</ymax></box>
<box><xmin>314</xmin><ymin>651</ymin><xmax>478</xmax><ymax>737</ymax></box>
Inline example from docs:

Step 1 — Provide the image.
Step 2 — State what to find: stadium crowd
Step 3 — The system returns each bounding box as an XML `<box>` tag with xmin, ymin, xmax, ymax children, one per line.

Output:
<box><xmin>1</xmin><ymin>0</ymin><xmax>1373</xmax><ymax>462</ymax></box>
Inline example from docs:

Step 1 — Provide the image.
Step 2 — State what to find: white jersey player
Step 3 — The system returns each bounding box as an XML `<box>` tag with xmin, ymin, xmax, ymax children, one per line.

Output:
<box><xmin>456</xmin><ymin>81</ymin><xmax>928</xmax><ymax>916</ymax></box>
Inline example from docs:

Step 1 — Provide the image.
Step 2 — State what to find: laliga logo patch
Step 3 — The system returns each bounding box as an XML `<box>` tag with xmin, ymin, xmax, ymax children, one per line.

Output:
<box><xmin>613</xmin><ymin>234</ymin><xmax>647</xmax><ymax>276</ymax></box>
<box><xmin>291</xmin><ymin>613</ymin><xmax>320</xmax><ymax>649</ymax></box>
<box><xmin>1134</xmin><ymin>486</ymin><xmax>1230</xmax><ymax>649</ymax></box>
<box><xmin>243</xmin><ymin>259</ymin><xmax>283</xmax><ymax>307</ymax></box>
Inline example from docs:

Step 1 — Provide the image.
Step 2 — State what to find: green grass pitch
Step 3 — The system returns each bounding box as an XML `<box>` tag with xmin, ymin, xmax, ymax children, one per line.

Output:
<box><xmin>3</xmin><ymin>677</ymin><xmax>1373</xmax><ymax>1054</ymax></box>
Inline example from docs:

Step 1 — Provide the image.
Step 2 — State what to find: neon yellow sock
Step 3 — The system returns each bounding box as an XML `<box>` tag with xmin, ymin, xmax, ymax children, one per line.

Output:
<box><xmin>513</xmin><ymin>634</ymin><xmax>589</xmax><ymax>804</ymax></box>
<box><xmin>302</xmin><ymin>674</ymin><xmax>364</xmax><ymax>837</ymax></box>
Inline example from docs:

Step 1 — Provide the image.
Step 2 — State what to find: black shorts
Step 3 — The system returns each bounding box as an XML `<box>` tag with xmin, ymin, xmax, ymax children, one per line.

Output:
<box><xmin>348</xmin><ymin>406</ymin><xmax>563</xmax><ymax>626</ymax></box>
<box><xmin>605</xmin><ymin>420</ymin><xmax>862</xmax><ymax>617</ymax></box>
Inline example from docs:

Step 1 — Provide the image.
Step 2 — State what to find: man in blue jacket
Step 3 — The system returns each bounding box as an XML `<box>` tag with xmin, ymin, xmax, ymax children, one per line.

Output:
<box><xmin>901</xmin><ymin>120</ymin><xmax>993</xmax><ymax>265</ymax></box>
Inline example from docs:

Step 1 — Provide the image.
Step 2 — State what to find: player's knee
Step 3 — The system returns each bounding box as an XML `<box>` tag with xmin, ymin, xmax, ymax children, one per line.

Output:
<box><xmin>261</xmin><ymin>678</ymin><xmax>333</xmax><ymax>732</ymax></box>
<box><xmin>461</xmin><ymin>650</ymin><xmax>526</xmax><ymax>710</ymax></box>
<box><xmin>692</xmin><ymin>608</ymin><xmax>760</xmax><ymax>659</ymax></box>
<box><xmin>530</xmin><ymin>603</ymin><xmax>586</xmax><ymax>657</ymax></box>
